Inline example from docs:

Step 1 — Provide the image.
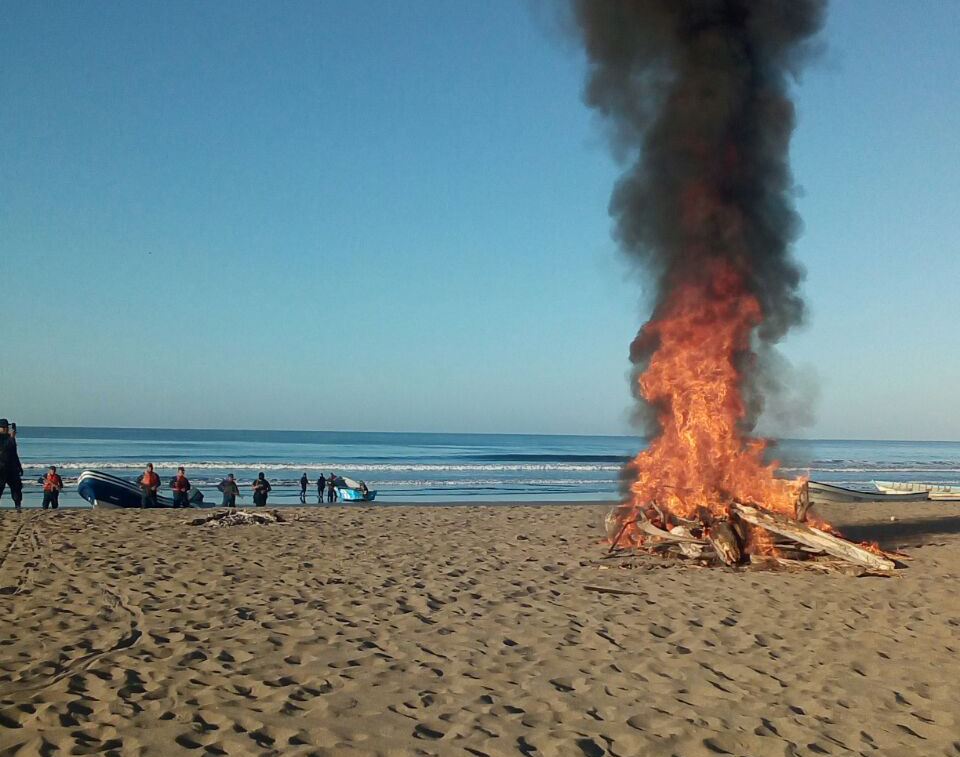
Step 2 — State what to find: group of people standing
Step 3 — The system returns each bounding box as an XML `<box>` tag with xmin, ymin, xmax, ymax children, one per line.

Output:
<box><xmin>138</xmin><ymin>467</ymin><xmax>341</xmax><ymax>508</ymax></box>
<box><xmin>138</xmin><ymin>465</ymin><xmax>279</xmax><ymax>509</ymax></box>
<box><xmin>137</xmin><ymin>463</ymin><xmax>195</xmax><ymax>508</ymax></box>
<box><xmin>0</xmin><ymin>420</ymin><xmax>65</xmax><ymax>510</ymax></box>
<box><xmin>215</xmin><ymin>471</ymin><xmax>273</xmax><ymax>508</ymax></box>
<box><xmin>1</xmin><ymin>417</ymin><xmax>355</xmax><ymax>510</ymax></box>
<box><xmin>300</xmin><ymin>473</ymin><xmax>341</xmax><ymax>503</ymax></box>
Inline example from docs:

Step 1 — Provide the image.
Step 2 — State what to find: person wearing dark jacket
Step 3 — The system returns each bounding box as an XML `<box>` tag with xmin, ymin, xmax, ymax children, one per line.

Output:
<box><xmin>252</xmin><ymin>472</ymin><xmax>272</xmax><ymax>507</ymax></box>
<box><xmin>0</xmin><ymin>420</ymin><xmax>24</xmax><ymax>510</ymax></box>
<box><xmin>299</xmin><ymin>473</ymin><xmax>308</xmax><ymax>503</ymax></box>
<box><xmin>218</xmin><ymin>474</ymin><xmax>240</xmax><ymax>508</ymax></box>
<box><xmin>326</xmin><ymin>473</ymin><xmax>337</xmax><ymax>503</ymax></box>
<box><xmin>139</xmin><ymin>463</ymin><xmax>161</xmax><ymax>508</ymax></box>
<box><xmin>41</xmin><ymin>466</ymin><xmax>64</xmax><ymax>509</ymax></box>
<box><xmin>170</xmin><ymin>467</ymin><xmax>191</xmax><ymax>508</ymax></box>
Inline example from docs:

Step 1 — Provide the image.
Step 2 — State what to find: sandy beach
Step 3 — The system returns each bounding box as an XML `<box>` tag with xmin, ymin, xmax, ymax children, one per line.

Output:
<box><xmin>1</xmin><ymin>501</ymin><xmax>959</xmax><ymax>757</ymax></box>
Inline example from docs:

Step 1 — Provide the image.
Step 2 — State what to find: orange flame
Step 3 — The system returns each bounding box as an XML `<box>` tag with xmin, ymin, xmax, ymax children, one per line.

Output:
<box><xmin>618</xmin><ymin>261</ymin><xmax>806</xmax><ymax>552</ymax></box>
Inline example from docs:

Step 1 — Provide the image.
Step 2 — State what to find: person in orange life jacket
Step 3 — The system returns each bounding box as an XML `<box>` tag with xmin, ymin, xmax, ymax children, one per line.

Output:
<box><xmin>170</xmin><ymin>467</ymin><xmax>190</xmax><ymax>508</ymax></box>
<box><xmin>0</xmin><ymin>419</ymin><xmax>24</xmax><ymax>510</ymax></box>
<box><xmin>41</xmin><ymin>466</ymin><xmax>64</xmax><ymax>510</ymax></box>
<box><xmin>252</xmin><ymin>472</ymin><xmax>271</xmax><ymax>507</ymax></box>
<box><xmin>140</xmin><ymin>463</ymin><xmax>161</xmax><ymax>508</ymax></box>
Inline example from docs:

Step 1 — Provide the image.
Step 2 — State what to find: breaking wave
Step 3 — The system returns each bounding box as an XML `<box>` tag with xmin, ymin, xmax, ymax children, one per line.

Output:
<box><xmin>42</xmin><ymin>461</ymin><xmax>625</xmax><ymax>473</ymax></box>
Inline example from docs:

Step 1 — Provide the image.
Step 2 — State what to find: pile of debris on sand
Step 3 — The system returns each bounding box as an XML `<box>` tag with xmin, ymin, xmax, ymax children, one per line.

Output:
<box><xmin>190</xmin><ymin>509</ymin><xmax>287</xmax><ymax>527</ymax></box>
<box><xmin>604</xmin><ymin>500</ymin><xmax>901</xmax><ymax>576</ymax></box>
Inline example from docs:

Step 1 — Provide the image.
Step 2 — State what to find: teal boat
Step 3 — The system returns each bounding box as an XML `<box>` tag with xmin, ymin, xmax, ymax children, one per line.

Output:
<box><xmin>335</xmin><ymin>476</ymin><xmax>377</xmax><ymax>502</ymax></box>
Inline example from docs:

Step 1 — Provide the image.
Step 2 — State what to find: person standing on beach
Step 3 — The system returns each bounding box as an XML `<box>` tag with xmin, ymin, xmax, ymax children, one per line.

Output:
<box><xmin>139</xmin><ymin>463</ymin><xmax>161</xmax><ymax>508</ymax></box>
<box><xmin>326</xmin><ymin>473</ymin><xmax>337</xmax><ymax>503</ymax></box>
<box><xmin>41</xmin><ymin>466</ymin><xmax>64</xmax><ymax>509</ymax></box>
<box><xmin>252</xmin><ymin>472</ymin><xmax>272</xmax><ymax>507</ymax></box>
<box><xmin>170</xmin><ymin>467</ymin><xmax>191</xmax><ymax>508</ymax></box>
<box><xmin>299</xmin><ymin>473</ymin><xmax>308</xmax><ymax>503</ymax></box>
<box><xmin>219</xmin><ymin>474</ymin><xmax>240</xmax><ymax>508</ymax></box>
<box><xmin>0</xmin><ymin>420</ymin><xmax>23</xmax><ymax>510</ymax></box>
<box><xmin>317</xmin><ymin>475</ymin><xmax>325</xmax><ymax>503</ymax></box>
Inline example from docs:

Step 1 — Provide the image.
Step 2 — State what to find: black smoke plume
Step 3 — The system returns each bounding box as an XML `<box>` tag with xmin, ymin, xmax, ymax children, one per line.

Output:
<box><xmin>571</xmin><ymin>0</ymin><xmax>825</xmax><ymax>430</ymax></box>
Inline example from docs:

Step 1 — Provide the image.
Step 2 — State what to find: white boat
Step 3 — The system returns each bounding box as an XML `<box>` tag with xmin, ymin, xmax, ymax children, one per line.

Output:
<box><xmin>808</xmin><ymin>480</ymin><xmax>929</xmax><ymax>503</ymax></box>
<box><xmin>873</xmin><ymin>481</ymin><xmax>960</xmax><ymax>500</ymax></box>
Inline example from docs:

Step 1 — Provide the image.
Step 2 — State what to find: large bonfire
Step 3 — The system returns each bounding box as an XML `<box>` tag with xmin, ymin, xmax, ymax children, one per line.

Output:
<box><xmin>572</xmin><ymin>0</ymin><xmax>896</xmax><ymax>572</ymax></box>
<box><xmin>617</xmin><ymin>264</ymin><xmax>803</xmax><ymax>554</ymax></box>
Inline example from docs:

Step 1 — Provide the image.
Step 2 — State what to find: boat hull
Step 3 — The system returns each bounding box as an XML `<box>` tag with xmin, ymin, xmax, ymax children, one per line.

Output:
<box><xmin>77</xmin><ymin>470</ymin><xmax>209</xmax><ymax>509</ymax></box>
<box><xmin>808</xmin><ymin>481</ymin><xmax>929</xmax><ymax>503</ymax></box>
<box><xmin>336</xmin><ymin>487</ymin><xmax>377</xmax><ymax>502</ymax></box>
<box><xmin>874</xmin><ymin>481</ymin><xmax>960</xmax><ymax>500</ymax></box>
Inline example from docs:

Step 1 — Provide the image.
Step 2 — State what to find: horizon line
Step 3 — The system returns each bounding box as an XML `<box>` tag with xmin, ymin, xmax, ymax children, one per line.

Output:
<box><xmin>11</xmin><ymin>424</ymin><xmax>960</xmax><ymax>445</ymax></box>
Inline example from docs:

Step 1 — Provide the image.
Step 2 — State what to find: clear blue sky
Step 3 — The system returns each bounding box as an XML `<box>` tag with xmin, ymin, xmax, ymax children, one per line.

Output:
<box><xmin>2</xmin><ymin>1</ymin><xmax>958</xmax><ymax>439</ymax></box>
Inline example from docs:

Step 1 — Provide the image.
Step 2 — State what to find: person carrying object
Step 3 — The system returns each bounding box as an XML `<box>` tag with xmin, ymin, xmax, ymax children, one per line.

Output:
<box><xmin>219</xmin><ymin>474</ymin><xmax>240</xmax><ymax>508</ymax></box>
<box><xmin>170</xmin><ymin>467</ymin><xmax>191</xmax><ymax>508</ymax></box>
<box><xmin>139</xmin><ymin>463</ymin><xmax>161</xmax><ymax>508</ymax></box>
<box><xmin>0</xmin><ymin>419</ymin><xmax>24</xmax><ymax>510</ymax></box>
<box><xmin>252</xmin><ymin>472</ymin><xmax>272</xmax><ymax>507</ymax></box>
<box><xmin>41</xmin><ymin>466</ymin><xmax>64</xmax><ymax>509</ymax></box>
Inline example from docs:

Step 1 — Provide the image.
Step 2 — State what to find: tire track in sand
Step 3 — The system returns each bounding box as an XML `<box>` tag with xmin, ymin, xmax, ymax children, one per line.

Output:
<box><xmin>0</xmin><ymin>512</ymin><xmax>145</xmax><ymax>699</ymax></box>
<box><xmin>0</xmin><ymin>510</ymin><xmax>43</xmax><ymax>596</ymax></box>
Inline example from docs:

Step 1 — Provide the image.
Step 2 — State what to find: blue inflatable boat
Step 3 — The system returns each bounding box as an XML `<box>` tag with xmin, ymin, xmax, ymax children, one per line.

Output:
<box><xmin>77</xmin><ymin>470</ymin><xmax>208</xmax><ymax>509</ymax></box>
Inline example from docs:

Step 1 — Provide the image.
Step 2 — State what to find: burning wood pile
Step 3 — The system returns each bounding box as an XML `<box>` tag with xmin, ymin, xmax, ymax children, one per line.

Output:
<box><xmin>604</xmin><ymin>490</ymin><xmax>898</xmax><ymax>576</ymax></box>
<box><xmin>569</xmin><ymin>5</ymin><xmax>891</xmax><ymax>572</ymax></box>
<box><xmin>190</xmin><ymin>509</ymin><xmax>287</xmax><ymax>527</ymax></box>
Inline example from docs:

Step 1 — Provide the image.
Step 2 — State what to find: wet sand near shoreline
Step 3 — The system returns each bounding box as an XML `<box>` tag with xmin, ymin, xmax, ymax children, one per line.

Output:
<box><xmin>1</xmin><ymin>501</ymin><xmax>959</xmax><ymax>757</ymax></box>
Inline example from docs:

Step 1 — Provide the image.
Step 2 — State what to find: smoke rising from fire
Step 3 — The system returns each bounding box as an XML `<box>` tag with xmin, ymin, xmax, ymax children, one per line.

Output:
<box><xmin>572</xmin><ymin>0</ymin><xmax>825</xmax><ymax>432</ymax></box>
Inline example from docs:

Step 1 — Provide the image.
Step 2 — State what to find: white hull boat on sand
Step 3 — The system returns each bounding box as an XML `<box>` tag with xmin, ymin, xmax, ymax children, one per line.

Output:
<box><xmin>807</xmin><ymin>481</ymin><xmax>929</xmax><ymax>503</ymax></box>
<box><xmin>873</xmin><ymin>481</ymin><xmax>960</xmax><ymax>501</ymax></box>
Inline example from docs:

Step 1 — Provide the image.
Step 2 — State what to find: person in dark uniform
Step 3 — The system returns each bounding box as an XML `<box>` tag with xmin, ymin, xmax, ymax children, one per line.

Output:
<box><xmin>0</xmin><ymin>420</ymin><xmax>23</xmax><ymax>510</ymax></box>
<box><xmin>219</xmin><ymin>474</ymin><xmax>240</xmax><ymax>508</ymax></box>
<box><xmin>326</xmin><ymin>473</ymin><xmax>337</xmax><ymax>503</ymax></box>
<box><xmin>252</xmin><ymin>472</ymin><xmax>272</xmax><ymax>507</ymax></box>
<box><xmin>41</xmin><ymin>466</ymin><xmax>64</xmax><ymax>509</ymax></box>
<box><xmin>317</xmin><ymin>475</ymin><xmax>325</xmax><ymax>503</ymax></box>
<box><xmin>299</xmin><ymin>473</ymin><xmax>308</xmax><ymax>503</ymax></box>
<box><xmin>170</xmin><ymin>467</ymin><xmax>191</xmax><ymax>508</ymax></box>
<box><xmin>139</xmin><ymin>463</ymin><xmax>161</xmax><ymax>508</ymax></box>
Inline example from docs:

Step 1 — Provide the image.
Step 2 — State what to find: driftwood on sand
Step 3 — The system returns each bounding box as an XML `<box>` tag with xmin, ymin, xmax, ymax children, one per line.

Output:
<box><xmin>730</xmin><ymin>502</ymin><xmax>896</xmax><ymax>573</ymax></box>
<box><xmin>603</xmin><ymin>498</ymin><xmax>899</xmax><ymax>576</ymax></box>
<box><xmin>190</xmin><ymin>510</ymin><xmax>287</xmax><ymax>527</ymax></box>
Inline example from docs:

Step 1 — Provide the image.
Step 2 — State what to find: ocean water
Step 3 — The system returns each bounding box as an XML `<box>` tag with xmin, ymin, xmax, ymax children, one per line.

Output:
<box><xmin>7</xmin><ymin>427</ymin><xmax>960</xmax><ymax>508</ymax></box>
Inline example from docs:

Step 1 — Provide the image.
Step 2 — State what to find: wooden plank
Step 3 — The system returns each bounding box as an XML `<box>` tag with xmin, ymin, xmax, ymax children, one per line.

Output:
<box><xmin>707</xmin><ymin>521</ymin><xmax>741</xmax><ymax>566</ymax></box>
<box><xmin>634</xmin><ymin>519</ymin><xmax>706</xmax><ymax>544</ymax></box>
<box><xmin>731</xmin><ymin>503</ymin><xmax>896</xmax><ymax>572</ymax></box>
<box><xmin>795</xmin><ymin>481</ymin><xmax>811</xmax><ymax>522</ymax></box>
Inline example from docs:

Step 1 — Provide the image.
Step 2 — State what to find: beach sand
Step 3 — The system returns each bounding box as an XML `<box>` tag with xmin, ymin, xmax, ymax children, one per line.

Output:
<box><xmin>1</xmin><ymin>501</ymin><xmax>959</xmax><ymax>757</ymax></box>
